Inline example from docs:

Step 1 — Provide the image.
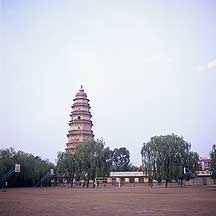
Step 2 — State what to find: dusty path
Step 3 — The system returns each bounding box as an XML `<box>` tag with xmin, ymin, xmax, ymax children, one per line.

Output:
<box><xmin>0</xmin><ymin>186</ymin><xmax>216</xmax><ymax>216</ymax></box>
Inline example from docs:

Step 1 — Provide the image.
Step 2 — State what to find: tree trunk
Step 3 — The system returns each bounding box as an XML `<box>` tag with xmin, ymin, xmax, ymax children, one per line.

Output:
<box><xmin>180</xmin><ymin>178</ymin><xmax>183</xmax><ymax>188</ymax></box>
<box><xmin>70</xmin><ymin>177</ymin><xmax>74</xmax><ymax>188</ymax></box>
<box><xmin>165</xmin><ymin>180</ymin><xmax>168</xmax><ymax>188</ymax></box>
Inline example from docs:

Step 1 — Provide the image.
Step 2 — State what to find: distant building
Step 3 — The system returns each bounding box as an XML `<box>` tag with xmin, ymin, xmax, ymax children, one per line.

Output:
<box><xmin>198</xmin><ymin>144</ymin><xmax>215</xmax><ymax>171</ymax></box>
<box><xmin>196</xmin><ymin>170</ymin><xmax>212</xmax><ymax>177</ymax></box>
<box><xmin>109</xmin><ymin>172</ymin><xmax>146</xmax><ymax>183</ymax></box>
<box><xmin>198</xmin><ymin>157</ymin><xmax>210</xmax><ymax>171</ymax></box>
<box><xmin>66</xmin><ymin>86</ymin><xmax>94</xmax><ymax>153</ymax></box>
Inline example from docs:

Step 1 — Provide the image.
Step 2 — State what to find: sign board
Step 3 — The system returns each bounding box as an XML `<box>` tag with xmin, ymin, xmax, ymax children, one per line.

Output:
<box><xmin>15</xmin><ymin>164</ymin><xmax>20</xmax><ymax>173</ymax></box>
<box><xmin>50</xmin><ymin>169</ymin><xmax>54</xmax><ymax>176</ymax></box>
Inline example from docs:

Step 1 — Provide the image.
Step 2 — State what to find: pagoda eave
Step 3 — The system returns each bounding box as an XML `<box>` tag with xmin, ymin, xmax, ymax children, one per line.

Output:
<box><xmin>70</xmin><ymin>111</ymin><xmax>92</xmax><ymax>116</ymax></box>
<box><xmin>67</xmin><ymin>131</ymin><xmax>94</xmax><ymax>136</ymax></box>
<box><xmin>66</xmin><ymin>141</ymin><xmax>83</xmax><ymax>146</ymax></box>
<box><xmin>68</xmin><ymin>119</ymin><xmax>93</xmax><ymax>125</ymax></box>
<box><xmin>73</xmin><ymin>98</ymin><xmax>89</xmax><ymax>102</ymax></box>
<box><xmin>71</xmin><ymin>103</ymin><xmax>91</xmax><ymax>108</ymax></box>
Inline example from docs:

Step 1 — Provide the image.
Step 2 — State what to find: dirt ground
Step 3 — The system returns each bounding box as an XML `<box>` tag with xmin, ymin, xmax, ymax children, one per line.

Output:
<box><xmin>0</xmin><ymin>185</ymin><xmax>216</xmax><ymax>216</ymax></box>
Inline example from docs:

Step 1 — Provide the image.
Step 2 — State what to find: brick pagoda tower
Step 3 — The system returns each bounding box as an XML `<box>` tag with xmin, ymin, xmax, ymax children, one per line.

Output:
<box><xmin>66</xmin><ymin>85</ymin><xmax>94</xmax><ymax>152</ymax></box>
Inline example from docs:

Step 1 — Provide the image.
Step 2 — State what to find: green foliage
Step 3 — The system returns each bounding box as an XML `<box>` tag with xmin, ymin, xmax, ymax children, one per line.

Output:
<box><xmin>55</xmin><ymin>139</ymin><xmax>112</xmax><ymax>184</ymax></box>
<box><xmin>0</xmin><ymin>147</ymin><xmax>15</xmax><ymax>175</ymax></box>
<box><xmin>112</xmin><ymin>147</ymin><xmax>131</xmax><ymax>171</ymax></box>
<box><xmin>141</xmin><ymin>134</ymin><xmax>199</xmax><ymax>185</ymax></box>
<box><xmin>55</xmin><ymin>151</ymin><xmax>77</xmax><ymax>186</ymax></box>
<box><xmin>0</xmin><ymin>147</ymin><xmax>54</xmax><ymax>187</ymax></box>
<box><xmin>210</xmin><ymin>144</ymin><xmax>216</xmax><ymax>179</ymax></box>
<box><xmin>76</xmin><ymin>139</ymin><xmax>112</xmax><ymax>180</ymax></box>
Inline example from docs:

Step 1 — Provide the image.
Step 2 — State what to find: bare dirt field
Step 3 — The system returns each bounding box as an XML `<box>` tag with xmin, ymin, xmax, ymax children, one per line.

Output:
<box><xmin>1</xmin><ymin>186</ymin><xmax>216</xmax><ymax>216</ymax></box>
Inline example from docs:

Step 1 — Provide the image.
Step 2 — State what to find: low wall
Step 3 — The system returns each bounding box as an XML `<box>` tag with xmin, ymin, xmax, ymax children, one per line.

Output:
<box><xmin>184</xmin><ymin>177</ymin><xmax>215</xmax><ymax>186</ymax></box>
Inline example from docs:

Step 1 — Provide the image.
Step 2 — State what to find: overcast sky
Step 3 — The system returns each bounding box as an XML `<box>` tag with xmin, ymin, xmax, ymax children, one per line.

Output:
<box><xmin>1</xmin><ymin>0</ymin><xmax>216</xmax><ymax>165</ymax></box>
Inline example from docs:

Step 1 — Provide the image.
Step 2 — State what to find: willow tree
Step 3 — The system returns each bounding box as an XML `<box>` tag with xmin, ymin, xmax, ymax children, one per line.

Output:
<box><xmin>75</xmin><ymin>138</ymin><xmax>112</xmax><ymax>181</ymax></box>
<box><xmin>141</xmin><ymin>134</ymin><xmax>199</xmax><ymax>187</ymax></box>
<box><xmin>55</xmin><ymin>151</ymin><xmax>77</xmax><ymax>187</ymax></box>
<box><xmin>210</xmin><ymin>144</ymin><xmax>216</xmax><ymax>183</ymax></box>
<box><xmin>56</xmin><ymin>139</ymin><xmax>112</xmax><ymax>186</ymax></box>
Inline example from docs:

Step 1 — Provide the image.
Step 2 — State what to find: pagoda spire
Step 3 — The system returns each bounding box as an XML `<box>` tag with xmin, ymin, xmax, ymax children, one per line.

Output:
<box><xmin>66</xmin><ymin>86</ymin><xmax>94</xmax><ymax>153</ymax></box>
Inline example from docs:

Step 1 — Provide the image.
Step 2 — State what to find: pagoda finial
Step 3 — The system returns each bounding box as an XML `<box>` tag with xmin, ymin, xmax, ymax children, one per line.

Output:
<box><xmin>80</xmin><ymin>85</ymin><xmax>83</xmax><ymax>89</ymax></box>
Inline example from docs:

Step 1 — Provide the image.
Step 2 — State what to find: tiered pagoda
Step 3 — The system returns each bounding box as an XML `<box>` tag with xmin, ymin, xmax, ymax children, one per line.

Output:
<box><xmin>66</xmin><ymin>85</ymin><xmax>94</xmax><ymax>153</ymax></box>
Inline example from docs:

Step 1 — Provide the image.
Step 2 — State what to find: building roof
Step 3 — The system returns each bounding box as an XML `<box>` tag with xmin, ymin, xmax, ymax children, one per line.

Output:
<box><xmin>199</xmin><ymin>157</ymin><xmax>210</xmax><ymax>161</ymax></box>
<box><xmin>110</xmin><ymin>172</ymin><xmax>144</xmax><ymax>177</ymax></box>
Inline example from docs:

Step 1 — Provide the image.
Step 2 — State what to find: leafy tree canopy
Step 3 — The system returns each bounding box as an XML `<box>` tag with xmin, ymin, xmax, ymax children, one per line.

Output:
<box><xmin>0</xmin><ymin>147</ymin><xmax>54</xmax><ymax>187</ymax></box>
<box><xmin>56</xmin><ymin>139</ymin><xmax>113</xmax><ymax>186</ymax></box>
<box><xmin>141</xmin><ymin>133</ymin><xmax>199</xmax><ymax>186</ymax></box>
<box><xmin>112</xmin><ymin>147</ymin><xmax>131</xmax><ymax>171</ymax></box>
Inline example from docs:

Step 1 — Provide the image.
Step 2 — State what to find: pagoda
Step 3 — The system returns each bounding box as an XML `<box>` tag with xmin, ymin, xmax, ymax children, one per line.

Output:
<box><xmin>66</xmin><ymin>85</ymin><xmax>94</xmax><ymax>153</ymax></box>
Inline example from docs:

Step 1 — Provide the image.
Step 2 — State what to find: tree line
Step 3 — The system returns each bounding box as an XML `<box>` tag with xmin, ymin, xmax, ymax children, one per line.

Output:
<box><xmin>55</xmin><ymin>139</ymin><xmax>136</xmax><ymax>187</ymax></box>
<box><xmin>1</xmin><ymin>134</ymin><xmax>215</xmax><ymax>187</ymax></box>
<box><xmin>0</xmin><ymin>140</ymin><xmax>134</xmax><ymax>187</ymax></box>
<box><xmin>0</xmin><ymin>147</ymin><xmax>54</xmax><ymax>187</ymax></box>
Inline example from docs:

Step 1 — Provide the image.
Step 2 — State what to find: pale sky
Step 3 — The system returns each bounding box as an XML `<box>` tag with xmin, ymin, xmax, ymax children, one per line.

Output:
<box><xmin>1</xmin><ymin>0</ymin><xmax>216</xmax><ymax>165</ymax></box>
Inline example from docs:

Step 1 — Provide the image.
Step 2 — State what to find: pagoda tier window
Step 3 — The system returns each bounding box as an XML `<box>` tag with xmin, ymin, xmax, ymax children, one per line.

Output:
<box><xmin>78</xmin><ymin>116</ymin><xmax>81</xmax><ymax>120</ymax></box>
